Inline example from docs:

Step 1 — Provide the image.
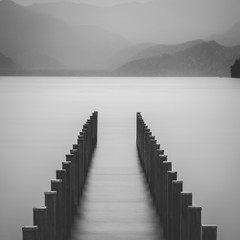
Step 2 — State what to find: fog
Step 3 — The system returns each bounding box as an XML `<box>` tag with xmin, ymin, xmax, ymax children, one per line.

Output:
<box><xmin>1</xmin><ymin>77</ymin><xmax>240</xmax><ymax>240</ymax></box>
<box><xmin>9</xmin><ymin>0</ymin><xmax>240</xmax><ymax>44</ymax></box>
<box><xmin>1</xmin><ymin>0</ymin><xmax>240</xmax><ymax>72</ymax></box>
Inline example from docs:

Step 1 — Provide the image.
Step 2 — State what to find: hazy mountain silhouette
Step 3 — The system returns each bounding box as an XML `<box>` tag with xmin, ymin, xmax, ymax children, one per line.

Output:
<box><xmin>109</xmin><ymin>40</ymin><xmax>204</xmax><ymax>68</ymax></box>
<box><xmin>231</xmin><ymin>58</ymin><xmax>240</xmax><ymax>78</ymax></box>
<box><xmin>107</xmin><ymin>43</ymin><xmax>155</xmax><ymax>68</ymax></box>
<box><xmin>0</xmin><ymin>0</ymin><xmax>131</xmax><ymax>70</ymax></box>
<box><xmin>0</xmin><ymin>51</ymin><xmax>21</xmax><ymax>75</ymax></box>
<box><xmin>117</xmin><ymin>41</ymin><xmax>240</xmax><ymax>77</ymax></box>
<box><xmin>132</xmin><ymin>40</ymin><xmax>205</xmax><ymax>61</ymax></box>
<box><xmin>28</xmin><ymin>1</ymin><xmax>229</xmax><ymax>45</ymax></box>
<box><xmin>210</xmin><ymin>20</ymin><xmax>240</xmax><ymax>46</ymax></box>
<box><xmin>0</xmin><ymin>52</ymin><xmax>19</xmax><ymax>69</ymax></box>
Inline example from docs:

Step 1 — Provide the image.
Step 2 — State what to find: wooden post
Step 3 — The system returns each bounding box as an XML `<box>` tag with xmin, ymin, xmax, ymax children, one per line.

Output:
<box><xmin>152</xmin><ymin>143</ymin><xmax>160</xmax><ymax>201</ymax></box>
<box><xmin>51</xmin><ymin>179</ymin><xmax>64</xmax><ymax>240</ymax></box>
<box><xmin>93</xmin><ymin>111</ymin><xmax>98</xmax><ymax>147</ymax></box>
<box><xmin>73</xmin><ymin>144</ymin><xmax>81</xmax><ymax>202</ymax></box>
<box><xmin>56</xmin><ymin>170</ymin><xmax>67</xmax><ymax>240</ymax></box>
<box><xmin>80</xmin><ymin>132</ymin><xmax>88</xmax><ymax>181</ymax></box>
<box><xmin>62</xmin><ymin>161</ymin><xmax>71</xmax><ymax>236</ymax></box>
<box><xmin>162</xmin><ymin>161</ymin><xmax>172</xmax><ymax>234</ymax></box>
<box><xmin>202</xmin><ymin>225</ymin><xmax>217</xmax><ymax>240</ymax></box>
<box><xmin>159</xmin><ymin>155</ymin><xmax>168</xmax><ymax>219</ymax></box>
<box><xmin>33</xmin><ymin>206</ymin><xmax>47</xmax><ymax>240</ymax></box>
<box><xmin>188</xmin><ymin>206</ymin><xmax>202</xmax><ymax>240</ymax></box>
<box><xmin>157</xmin><ymin>149</ymin><xmax>164</xmax><ymax>155</ymax></box>
<box><xmin>44</xmin><ymin>191</ymin><xmax>57</xmax><ymax>240</ymax></box>
<box><xmin>171</xmin><ymin>180</ymin><xmax>183</xmax><ymax>240</ymax></box>
<box><xmin>66</xmin><ymin>154</ymin><xmax>76</xmax><ymax>213</ymax></box>
<box><xmin>136</xmin><ymin>112</ymin><xmax>140</xmax><ymax>146</ymax></box>
<box><xmin>22</xmin><ymin>226</ymin><xmax>38</xmax><ymax>240</ymax></box>
<box><xmin>70</xmin><ymin>149</ymin><xmax>79</xmax><ymax>206</ymax></box>
<box><xmin>66</xmin><ymin>154</ymin><xmax>77</xmax><ymax>221</ymax></box>
<box><xmin>167</xmin><ymin>171</ymin><xmax>177</xmax><ymax>240</ymax></box>
<box><xmin>154</xmin><ymin>152</ymin><xmax>161</xmax><ymax>213</ymax></box>
<box><xmin>180</xmin><ymin>193</ymin><xmax>192</xmax><ymax>240</ymax></box>
<box><xmin>143</xmin><ymin>129</ymin><xmax>150</xmax><ymax>174</ymax></box>
<box><xmin>149</xmin><ymin>139</ymin><xmax>156</xmax><ymax>197</ymax></box>
<box><xmin>154</xmin><ymin>148</ymin><xmax>164</xmax><ymax>208</ymax></box>
<box><xmin>77</xmin><ymin>135</ymin><xmax>85</xmax><ymax>192</ymax></box>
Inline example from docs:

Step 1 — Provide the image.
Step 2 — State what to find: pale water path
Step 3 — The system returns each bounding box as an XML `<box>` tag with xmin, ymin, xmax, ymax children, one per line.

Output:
<box><xmin>71</xmin><ymin>114</ymin><xmax>164</xmax><ymax>240</ymax></box>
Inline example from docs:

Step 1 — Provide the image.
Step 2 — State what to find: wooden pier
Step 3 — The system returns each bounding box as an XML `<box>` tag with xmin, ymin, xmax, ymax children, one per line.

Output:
<box><xmin>22</xmin><ymin>112</ymin><xmax>217</xmax><ymax>240</ymax></box>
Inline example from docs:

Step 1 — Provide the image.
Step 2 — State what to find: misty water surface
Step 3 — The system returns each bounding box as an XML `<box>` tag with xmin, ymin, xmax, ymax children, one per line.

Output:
<box><xmin>0</xmin><ymin>77</ymin><xmax>240</xmax><ymax>240</ymax></box>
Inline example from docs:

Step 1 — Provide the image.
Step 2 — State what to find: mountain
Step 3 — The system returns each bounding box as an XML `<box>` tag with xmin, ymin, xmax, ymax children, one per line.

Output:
<box><xmin>107</xmin><ymin>43</ymin><xmax>155</xmax><ymax>68</ymax></box>
<box><xmin>231</xmin><ymin>58</ymin><xmax>240</xmax><ymax>78</ymax></box>
<box><xmin>211</xmin><ymin>21</ymin><xmax>240</xmax><ymax>47</ymax></box>
<box><xmin>27</xmin><ymin>1</ymin><xmax>228</xmax><ymax>45</ymax></box>
<box><xmin>0</xmin><ymin>52</ymin><xmax>19</xmax><ymax>69</ymax></box>
<box><xmin>109</xmin><ymin>40</ymin><xmax>204</xmax><ymax>68</ymax></box>
<box><xmin>133</xmin><ymin>40</ymin><xmax>204</xmax><ymax>61</ymax></box>
<box><xmin>0</xmin><ymin>0</ymin><xmax>131</xmax><ymax>70</ymax></box>
<box><xmin>0</xmin><ymin>52</ymin><xmax>21</xmax><ymax>75</ymax></box>
<box><xmin>117</xmin><ymin>41</ymin><xmax>240</xmax><ymax>77</ymax></box>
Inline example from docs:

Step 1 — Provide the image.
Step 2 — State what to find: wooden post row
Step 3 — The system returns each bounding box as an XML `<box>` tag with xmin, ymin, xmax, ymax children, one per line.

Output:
<box><xmin>22</xmin><ymin>112</ymin><xmax>98</xmax><ymax>240</ymax></box>
<box><xmin>136</xmin><ymin>112</ymin><xmax>217</xmax><ymax>240</ymax></box>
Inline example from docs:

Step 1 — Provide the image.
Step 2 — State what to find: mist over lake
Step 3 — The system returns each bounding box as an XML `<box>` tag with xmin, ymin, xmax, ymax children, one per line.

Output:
<box><xmin>1</xmin><ymin>0</ymin><xmax>240</xmax><ymax>76</ymax></box>
<box><xmin>0</xmin><ymin>77</ymin><xmax>240</xmax><ymax>240</ymax></box>
<box><xmin>1</xmin><ymin>0</ymin><xmax>240</xmax><ymax>239</ymax></box>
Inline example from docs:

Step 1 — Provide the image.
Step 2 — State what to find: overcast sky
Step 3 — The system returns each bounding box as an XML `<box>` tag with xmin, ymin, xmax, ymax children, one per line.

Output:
<box><xmin>6</xmin><ymin>0</ymin><xmax>240</xmax><ymax>44</ymax></box>
<box><xmin>10</xmin><ymin>0</ymin><xmax>240</xmax><ymax>11</ymax></box>
<box><xmin>12</xmin><ymin>0</ymin><xmax>152</xmax><ymax>6</ymax></box>
<box><xmin>11</xmin><ymin>0</ymin><xmax>240</xmax><ymax>25</ymax></box>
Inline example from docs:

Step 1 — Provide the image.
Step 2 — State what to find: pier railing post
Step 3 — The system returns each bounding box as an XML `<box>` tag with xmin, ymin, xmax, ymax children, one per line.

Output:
<box><xmin>154</xmin><ymin>150</ymin><xmax>165</xmax><ymax>214</ymax></box>
<box><xmin>171</xmin><ymin>180</ymin><xmax>183</xmax><ymax>240</ymax></box>
<box><xmin>62</xmin><ymin>161</ymin><xmax>72</xmax><ymax>233</ymax></box>
<box><xmin>188</xmin><ymin>206</ymin><xmax>202</xmax><ymax>240</ymax></box>
<box><xmin>44</xmin><ymin>191</ymin><xmax>57</xmax><ymax>240</ymax></box>
<box><xmin>70</xmin><ymin>149</ymin><xmax>79</xmax><ymax>206</ymax></box>
<box><xmin>56</xmin><ymin>170</ymin><xmax>67</xmax><ymax>240</ymax></box>
<box><xmin>22</xmin><ymin>226</ymin><xmax>38</xmax><ymax>240</ymax></box>
<box><xmin>77</xmin><ymin>135</ymin><xmax>85</xmax><ymax>194</ymax></box>
<box><xmin>167</xmin><ymin>171</ymin><xmax>177</xmax><ymax>240</ymax></box>
<box><xmin>162</xmin><ymin>161</ymin><xmax>172</xmax><ymax>237</ymax></box>
<box><xmin>51</xmin><ymin>179</ymin><xmax>64</xmax><ymax>240</ymax></box>
<box><xmin>202</xmin><ymin>225</ymin><xmax>217</xmax><ymax>240</ymax></box>
<box><xmin>33</xmin><ymin>207</ymin><xmax>47</xmax><ymax>240</ymax></box>
<box><xmin>160</xmin><ymin>156</ymin><xmax>168</xmax><ymax>223</ymax></box>
<box><xmin>181</xmin><ymin>193</ymin><xmax>192</xmax><ymax>240</ymax></box>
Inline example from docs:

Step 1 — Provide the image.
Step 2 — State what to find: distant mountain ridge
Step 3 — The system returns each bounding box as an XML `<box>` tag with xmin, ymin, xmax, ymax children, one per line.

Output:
<box><xmin>117</xmin><ymin>41</ymin><xmax>240</xmax><ymax>77</ymax></box>
<box><xmin>210</xmin><ymin>20</ymin><xmax>240</xmax><ymax>47</ymax></box>
<box><xmin>0</xmin><ymin>52</ymin><xmax>21</xmax><ymax>75</ymax></box>
<box><xmin>109</xmin><ymin>40</ymin><xmax>204</xmax><ymax>68</ymax></box>
<box><xmin>1</xmin><ymin>0</ymin><xmax>240</xmax><ymax>76</ymax></box>
<box><xmin>28</xmin><ymin>1</ymin><xmax>234</xmax><ymax>45</ymax></box>
<box><xmin>0</xmin><ymin>0</ymin><xmax>132</xmax><ymax>70</ymax></box>
<box><xmin>0</xmin><ymin>52</ymin><xmax>19</xmax><ymax>69</ymax></box>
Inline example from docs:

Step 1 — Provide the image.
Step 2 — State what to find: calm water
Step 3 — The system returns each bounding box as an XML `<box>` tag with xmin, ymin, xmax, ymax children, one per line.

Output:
<box><xmin>0</xmin><ymin>77</ymin><xmax>240</xmax><ymax>240</ymax></box>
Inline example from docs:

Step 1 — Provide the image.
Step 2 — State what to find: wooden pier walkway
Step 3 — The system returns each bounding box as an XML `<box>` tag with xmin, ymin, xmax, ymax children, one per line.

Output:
<box><xmin>70</xmin><ymin>114</ymin><xmax>164</xmax><ymax>240</ymax></box>
<box><xmin>22</xmin><ymin>112</ymin><xmax>217</xmax><ymax>240</ymax></box>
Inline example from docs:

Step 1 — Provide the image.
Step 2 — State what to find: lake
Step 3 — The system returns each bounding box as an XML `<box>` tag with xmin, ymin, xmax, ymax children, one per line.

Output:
<box><xmin>0</xmin><ymin>77</ymin><xmax>240</xmax><ymax>240</ymax></box>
